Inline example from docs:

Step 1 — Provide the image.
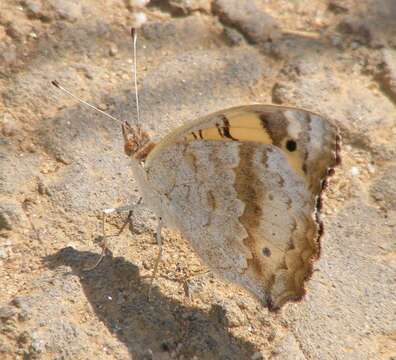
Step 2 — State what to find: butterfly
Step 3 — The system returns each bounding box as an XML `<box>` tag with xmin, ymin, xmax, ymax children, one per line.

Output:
<box><xmin>51</xmin><ymin>23</ymin><xmax>340</xmax><ymax>310</ymax></box>
<box><xmin>122</xmin><ymin>104</ymin><xmax>341</xmax><ymax>311</ymax></box>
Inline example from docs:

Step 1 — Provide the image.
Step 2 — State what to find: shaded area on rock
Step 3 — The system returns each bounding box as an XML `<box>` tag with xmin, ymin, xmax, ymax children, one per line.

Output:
<box><xmin>40</xmin><ymin>247</ymin><xmax>260</xmax><ymax>359</ymax></box>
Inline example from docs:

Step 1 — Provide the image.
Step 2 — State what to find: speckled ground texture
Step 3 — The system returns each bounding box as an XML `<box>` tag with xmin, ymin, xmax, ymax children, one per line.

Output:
<box><xmin>0</xmin><ymin>1</ymin><xmax>395</xmax><ymax>359</ymax></box>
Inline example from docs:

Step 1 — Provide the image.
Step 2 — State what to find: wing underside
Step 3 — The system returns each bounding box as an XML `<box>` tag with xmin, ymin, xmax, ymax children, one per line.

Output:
<box><xmin>144</xmin><ymin>105</ymin><xmax>340</xmax><ymax>309</ymax></box>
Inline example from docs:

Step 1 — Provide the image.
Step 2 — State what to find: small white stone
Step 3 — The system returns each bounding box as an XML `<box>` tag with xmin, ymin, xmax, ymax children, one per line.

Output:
<box><xmin>103</xmin><ymin>208</ymin><xmax>116</xmax><ymax>214</ymax></box>
<box><xmin>350</xmin><ymin>166</ymin><xmax>360</xmax><ymax>177</ymax></box>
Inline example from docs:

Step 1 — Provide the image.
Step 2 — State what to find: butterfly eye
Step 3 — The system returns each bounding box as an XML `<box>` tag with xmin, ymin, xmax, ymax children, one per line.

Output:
<box><xmin>262</xmin><ymin>247</ymin><xmax>271</xmax><ymax>257</ymax></box>
<box><xmin>286</xmin><ymin>139</ymin><xmax>297</xmax><ymax>152</ymax></box>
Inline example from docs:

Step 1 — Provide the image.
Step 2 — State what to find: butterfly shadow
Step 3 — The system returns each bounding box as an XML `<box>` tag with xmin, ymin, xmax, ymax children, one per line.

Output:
<box><xmin>44</xmin><ymin>247</ymin><xmax>260</xmax><ymax>359</ymax></box>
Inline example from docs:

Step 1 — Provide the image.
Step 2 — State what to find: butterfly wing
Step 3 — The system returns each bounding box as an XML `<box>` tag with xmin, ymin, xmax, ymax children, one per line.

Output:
<box><xmin>144</xmin><ymin>105</ymin><xmax>340</xmax><ymax>310</ymax></box>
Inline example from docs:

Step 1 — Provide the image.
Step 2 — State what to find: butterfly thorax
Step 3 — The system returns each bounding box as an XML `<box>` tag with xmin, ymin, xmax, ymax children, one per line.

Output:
<box><xmin>122</xmin><ymin>122</ymin><xmax>156</xmax><ymax>162</ymax></box>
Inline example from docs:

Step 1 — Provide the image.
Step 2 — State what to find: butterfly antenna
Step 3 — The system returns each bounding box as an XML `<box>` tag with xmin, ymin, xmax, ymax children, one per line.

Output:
<box><xmin>131</xmin><ymin>28</ymin><xmax>141</xmax><ymax>129</ymax></box>
<box><xmin>51</xmin><ymin>80</ymin><xmax>122</xmax><ymax>124</ymax></box>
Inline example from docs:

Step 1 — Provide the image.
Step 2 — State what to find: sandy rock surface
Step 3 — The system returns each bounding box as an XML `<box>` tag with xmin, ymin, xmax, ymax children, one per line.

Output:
<box><xmin>0</xmin><ymin>1</ymin><xmax>395</xmax><ymax>359</ymax></box>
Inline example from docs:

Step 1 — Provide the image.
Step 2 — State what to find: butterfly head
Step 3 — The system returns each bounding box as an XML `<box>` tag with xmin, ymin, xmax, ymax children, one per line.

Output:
<box><xmin>122</xmin><ymin>121</ymin><xmax>155</xmax><ymax>162</ymax></box>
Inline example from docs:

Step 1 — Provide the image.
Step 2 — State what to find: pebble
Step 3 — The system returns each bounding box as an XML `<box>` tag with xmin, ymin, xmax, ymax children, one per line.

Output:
<box><xmin>350</xmin><ymin>166</ymin><xmax>360</xmax><ymax>177</ymax></box>
<box><xmin>109</xmin><ymin>43</ymin><xmax>118</xmax><ymax>57</ymax></box>
<box><xmin>142</xmin><ymin>348</ymin><xmax>153</xmax><ymax>360</ymax></box>
<box><xmin>0</xmin><ymin>203</ymin><xmax>23</xmax><ymax>231</ymax></box>
<box><xmin>37</xmin><ymin>180</ymin><xmax>51</xmax><ymax>196</ymax></box>
<box><xmin>30</xmin><ymin>337</ymin><xmax>46</xmax><ymax>354</ymax></box>
<box><xmin>142</xmin><ymin>260</ymin><xmax>151</xmax><ymax>270</ymax></box>
<box><xmin>367</xmin><ymin>163</ymin><xmax>376</xmax><ymax>174</ymax></box>
<box><xmin>223</xmin><ymin>26</ymin><xmax>245</xmax><ymax>46</ymax></box>
<box><xmin>73</xmin><ymin>64</ymin><xmax>94</xmax><ymax>80</ymax></box>
<box><xmin>24</xmin><ymin>142</ymin><xmax>37</xmax><ymax>153</ymax></box>
<box><xmin>0</xmin><ymin>43</ymin><xmax>17</xmax><ymax>64</ymax></box>
<box><xmin>337</xmin><ymin>17</ymin><xmax>371</xmax><ymax>46</ymax></box>
<box><xmin>328</xmin><ymin>1</ymin><xmax>349</xmax><ymax>14</ymax></box>
<box><xmin>98</xmin><ymin>103</ymin><xmax>108</xmax><ymax>111</ymax></box>
<box><xmin>12</xmin><ymin>296</ymin><xmax>31</xmax><ymax>310</ymax></box>
<box><xmin>49</xmin><ymin>0</ymin><xmax>82</xmax><ymax>22</ymax></box>
<box><xmin>18</xmin><ymin>309</ymin><xmax>31</xmax><ymax>321</ymax></box>
<box><xmin>169</xmin><ymin>0</ymin><xmax>212</xmax><ymax>14</ymax></box>
<box><xmin>0</xmin><ymin>340</ymin><xmax>12</xmax><ymax>353</ymax></box>
<box><xmin>271</xmin><ymin>82</ymin><xmax>290</xmax><ymax>104</ymax></box>
<box><xmin>213</xmin><ymin>0</ymin><xmax>281</xmax><ymax>44</ymax></box>
<box><xmin>216</xmin><ymin>299</ymin><xmax>247</xmax><ymax>327</ymax></box>
<box><xmin>23</xmin><ymin>0</ymin><xmax>43</xmax><ymax>19</ymax></box>
<box><xmin>17</xmin><ymin>331</ymin><xmax>31</xmax><ymax>344</ymax></box>
<box><xmin>6</xmin><ymin>24</ymin><xmax>24</xmax><ymax>41</ymax></box>
<box><xmin>370</xmin><ymin>166</ymin><xmax>396</xmax><ymax>211</ymax></box>
<box><xmin>330</xmin><ymin>35</ymin><xmax>343</xmax><ymax>48</ymax></box>
<box><xmin>0</xmin><ymin>306</ymin><xmax>16</xmax><ymax>320</ymax></box>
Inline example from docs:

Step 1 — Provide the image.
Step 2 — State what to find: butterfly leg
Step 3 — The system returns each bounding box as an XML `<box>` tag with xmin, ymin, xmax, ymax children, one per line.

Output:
<box><xmin>84</xmin><ymin>198</ymin><xmax>141</xmax><ymax>271</ymax></box>
<box><xmin>148</xmin><ymin>216</ymin><xmax>163</xmax><ymax>300</ymax></box>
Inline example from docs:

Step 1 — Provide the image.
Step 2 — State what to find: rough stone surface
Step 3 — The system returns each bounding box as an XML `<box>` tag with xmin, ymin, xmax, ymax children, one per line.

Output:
<box><xmin>22</xmin><ymin>0</ymin><xmax>44</xmax><ymax>19</ymax></box>
<box><xmin>213</xmin><ymin>0</ymin><xmax>281</xmax><ymax>44</ymax></box>
<box><xmin>272</xmin><ymin>334</ymin><xmax>305</xmax><ymax>359</ymax></box>
<box><xmin>371</xmin><ymin>166</ymin><xmax>396</xmax><ymax>211</ymax></box>
<box><xmin>48</xmin><ymin>0</ymin><xmax>83</xmax><ymax>22</ymax></box>
<box><xmin>0</xmin><ymin>203</ymin><xmax>25</xmax><ymax>231</ymax></box>
<box><xmin>169</xmin><ymin>0</ymin><xmax>212</xmax><ymax>14</ymax></box>
<box><xmin>0</xmin><ymin>306</ymin><xmax>16</xmax><ymax>320</ymax></box>
<box><xmin>334</xmin><ymin>2</ymin><xmax>396</xmax><ymax>48</ymax></box>
<box><xmin>379</xmin><ymin>48</ymin><xmax>396</xmax><ymax>102</ymax></box>
<box><xmin>0</xmin><ymin>1</ymin><xmax>395</xmax><ymax>359</ymax></box>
